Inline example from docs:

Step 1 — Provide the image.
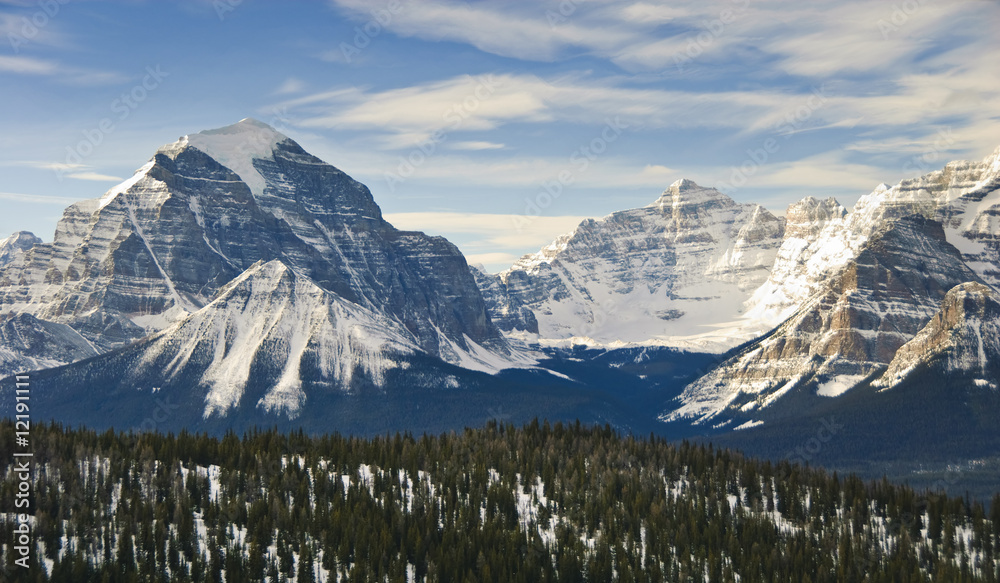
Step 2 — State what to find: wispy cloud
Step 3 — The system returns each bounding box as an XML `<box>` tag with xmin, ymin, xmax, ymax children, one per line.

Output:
<box><xmin>0</xmin><ymin>55</ymin><xmax>59</xmax><ymax>74</ymax></box>
<box><xmin>0</xmin><ymin>191</ymin><xmax>79</xmax><ymax>204</ymax></box>
<box><xmin>449</xmin><ymin>141</ymin><xmax>505</xmax><ymax>151</ymax></box>
<box><xmin>1</xmin><ymin>161</ymin><xmax>124</xmax><ymax>182</ymax></box>
<box><xmin>278</xmin><ymin>73</ymin><xmax>835</xmax><ymax>149</ymax></box>
<box><xmin>66</xmin><ymin>172</ymin><xmax>124</xmax><ymax>182</ymax></box>
<box><xmin>274</xmin><ymin>77</ymin><xmax>307</xmax><ymax>95</ymax></box>
<box><xmin>0</xmin><ymin>54</ymin><xmax>127</xmax><ymax>84</ymax></box>
<box><xmin>329</xmin><ymin>0</ymin><xmax>640</xmax><ymax>62</ymax></box>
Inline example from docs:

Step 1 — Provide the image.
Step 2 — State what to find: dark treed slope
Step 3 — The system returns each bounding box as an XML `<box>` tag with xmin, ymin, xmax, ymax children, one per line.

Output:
<box><xmin>2</xmin><ymin>421</ymin><xmax>999</xmax><ymax>582</ymax></box>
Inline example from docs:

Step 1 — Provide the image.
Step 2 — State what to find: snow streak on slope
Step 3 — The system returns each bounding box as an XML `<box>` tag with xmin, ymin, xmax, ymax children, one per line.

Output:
<box><xmin>137</xmin><ymin>260</ymin><xmax>421</xmax><ymax>419</ymax></box>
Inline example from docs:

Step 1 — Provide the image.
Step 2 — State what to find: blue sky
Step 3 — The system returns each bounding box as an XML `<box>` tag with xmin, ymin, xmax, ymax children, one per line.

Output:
<box><xmin>1</xmin><ymin>0</ymin><xmax>998</xmax><ymax>271</ymax></box>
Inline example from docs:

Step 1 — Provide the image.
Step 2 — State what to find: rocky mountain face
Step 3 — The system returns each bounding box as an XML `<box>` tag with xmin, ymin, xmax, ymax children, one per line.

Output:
<box><xmin>470</xmin><ymin>265</ymin><xmax>538</xmax><ymax>334</ymax></box>
<box><xmin>0</xmin><ymin>120</ymin><xmax>510</xmax><ymax>375</ymax></box>
<box><xmin>0</xmin><ymin>120</ymin><xmax>532</xmax><ymax>420</ymax></box>
<box><xmin>0</xmin><ymin>231</ymin><xmax>41</xmax><ymax>268</ymax></box>
<box><xmin>875</xmin><ymin>281</ymin><xmax>1000</xmax><ymax>390</ymax></box>
<box><xmin>479</xmin><ymin>179</ymin><xmax>786</xmax><ymax>350</ymax></box>
<box><xmin>654</xmin><ymin>147</ymin><xmax>1000</xmax><ymax>426</ymax></box>
<box><xmin>664</xmin><ymin>215</ymin><xmax>984</xmax><ymax>426</ymax></box>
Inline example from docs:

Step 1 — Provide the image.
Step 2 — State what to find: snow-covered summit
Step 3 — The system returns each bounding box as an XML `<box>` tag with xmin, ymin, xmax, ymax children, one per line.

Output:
<box><xmin>183</xmin><ymin>118</ymin><xmax>291</xmax><ymax>197</ymax></box>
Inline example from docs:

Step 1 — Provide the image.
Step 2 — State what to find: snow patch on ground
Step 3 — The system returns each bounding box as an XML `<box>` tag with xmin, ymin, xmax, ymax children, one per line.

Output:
<box><xmin>816</xmin><ymin>374</ymin><xmax>866</xmax><ymax>397</ymax></box>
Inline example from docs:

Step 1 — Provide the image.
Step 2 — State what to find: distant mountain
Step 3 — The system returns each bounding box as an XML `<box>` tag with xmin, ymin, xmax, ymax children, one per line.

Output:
<box><xmin>478</xmin><ymin>179</ymin><xmax>785</xmax><ymax>351</ymax></box>
<box><xmin>0</xmin><ymin>230</ymin><xmax>40</xmax><ymax>268</ymax></box>
<box><xmin>745</xmin><ymin>145</ymin><xmax>1000</xmax><ymax>325</ymax></box>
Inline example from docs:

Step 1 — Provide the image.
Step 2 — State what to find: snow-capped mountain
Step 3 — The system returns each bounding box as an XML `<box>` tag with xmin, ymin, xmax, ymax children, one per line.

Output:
<box><xmin>0</xmin><ymin>230</ymin><xmax>40</xmax><ymax>268</ymax></box>
<box><xmin>665</xmin><ymin>215</ymin><xmax>983</xmax><ymax>425</ymax></box>
<box><xmin>2</xmin><ymin>117</ymin><xmax>998</xmax><ymax>444</ymax></box>
<box><xmin>745</xmin><ymin>146</ymin><xmax>1000</xmax><ymax>327</ymax></box>
<box><xmin>0</xmin><ymin>119</ymin><xmax>517</xmax><ymax>378</ymax></box>
<box><xmin>479</xmin><ymin>179</ymin><xmax>785</xmax><ymax>351</ymax></box>
<box><xmin>661</xmin><ymin>147</ymin><xmax>1000</xmax><ymax>426</ymax></box>
<box><xmin>875</xmin><ymin>281</ymin><xmax>1000</xmax><ymax>390</ymax></box>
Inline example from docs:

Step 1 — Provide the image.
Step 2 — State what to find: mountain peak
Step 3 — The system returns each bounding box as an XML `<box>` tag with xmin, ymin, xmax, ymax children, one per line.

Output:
<box><xmin>984</xmin><ymin>144</ymin><xmax>1000</xmax><ymax>171</ymax></box>
<box><xmin>181</xmin><ymin>119</ymin><xmax>292</xmax><ymax>197</ymax></box>
<box><xmin>670</xmin><ymin>178</ymin><xmax>701</xmax><ymax>191</ymax></box>
<box><xmin>650</xmin><ymin>179</ymin><xmax>734</xmax><ymax>210</ymax></box>
<box><xmin>1</xmin><ymin>231</ymin><xmax>40</xmax><ymax>246</ymax></box>
<box><xmin>196</xmin><ymin>117</ymin><xmax>287</xmax><ymax>140</ymax></box>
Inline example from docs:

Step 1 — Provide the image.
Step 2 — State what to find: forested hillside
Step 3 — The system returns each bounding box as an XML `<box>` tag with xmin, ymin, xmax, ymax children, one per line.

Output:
<box><xmin>2</xmin><ymin>420</ymin><xmax>999</xmax><ymax>582</ymax></box>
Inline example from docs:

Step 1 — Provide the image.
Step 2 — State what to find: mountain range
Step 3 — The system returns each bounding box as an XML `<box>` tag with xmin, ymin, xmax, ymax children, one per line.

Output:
<box><xmin>2</xmin><ymin>119</ymin><xmax>999</xmax><ymax>493</ymax></box>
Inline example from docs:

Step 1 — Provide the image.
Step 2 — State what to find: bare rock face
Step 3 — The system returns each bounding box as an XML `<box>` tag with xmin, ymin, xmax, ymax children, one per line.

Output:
<box><xmin>480</xmin><ymin>179</ymin><xmax>785</xmax><ymax>349</ymax></box>
<box><xmin>876</xmin><ymin>281</ymin><xmax>1000</xmax><ymax>389</ymax></box>
<box><xmin>0</xmin><ymin>231</ymin><xmax>41</xmax><ymax>268</ymax></box>
<box><xmin>470</xmin><ymin>265</ymin><xmax>538</xmax><ymax>334</ymax></box>
<box><xmin>666</xmin><ymin>215</ymin><xmax>983</xmax><ymax>425</ymax></box>
<box><xmin>0</xmin><ymin>119</ymin><xmax>509</xmax><ymax>372</ymax></box>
